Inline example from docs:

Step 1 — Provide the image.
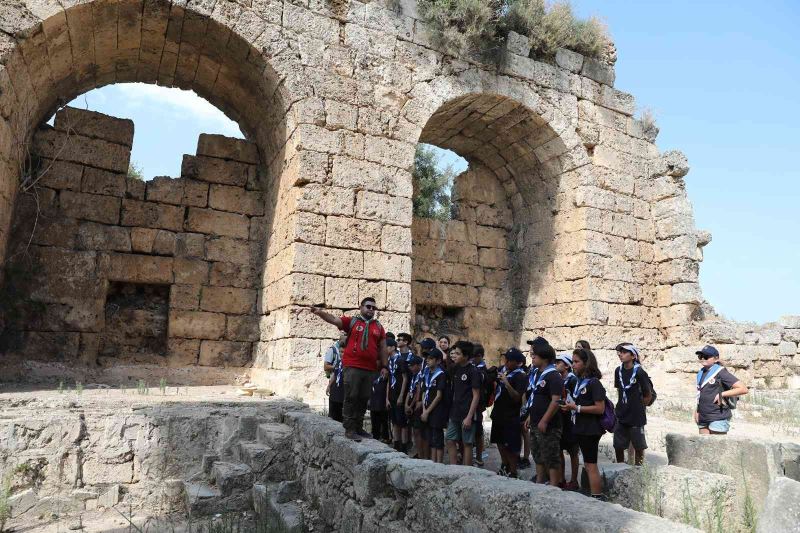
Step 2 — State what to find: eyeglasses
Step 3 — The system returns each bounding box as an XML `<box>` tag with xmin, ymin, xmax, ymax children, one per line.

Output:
<box><xmin>364</xmin><ymin>304</ymin><xmax>377</xmax><ymax>310</ymax></box>
<box><xmin>697</xmin><ymin>354</ymin><xmax>715</xmax><ymax>360</ymax></box>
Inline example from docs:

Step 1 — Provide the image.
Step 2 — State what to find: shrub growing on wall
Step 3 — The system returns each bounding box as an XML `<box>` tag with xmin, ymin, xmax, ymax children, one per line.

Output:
<box><xmin>419</xmin><ymin>0</ymin><xmax>610</xmax><ymax>60</ymax></box>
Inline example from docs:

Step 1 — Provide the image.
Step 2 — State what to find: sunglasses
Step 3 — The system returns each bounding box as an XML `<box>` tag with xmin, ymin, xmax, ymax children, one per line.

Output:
<box><xmin>364</xmin><ymin>304</ymin><xmax>378</xmax><ymax>310</ymax></box>
<box><xmin>697</xmin><ymin>354</ymin><xmax>716</xmax><ymax>360</ymax></box>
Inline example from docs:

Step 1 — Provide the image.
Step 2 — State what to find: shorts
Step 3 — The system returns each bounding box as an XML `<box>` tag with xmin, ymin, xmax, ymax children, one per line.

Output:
<box><xmin>390</xmin><ymin>404</ymin><xmax>408</xmax><ymax>427</ymax></box>
<box><xmin>698</xmin><ymin>419</ymin><xmax>731</xmax><ymax>433</ymax></box>
<box><xmin>428</xmin><ymin>426</ymin><xmax>445</xmax><ymax>449</ymax></box>
<box><xmin>445</xmin><ymin>419</ymin><xmax>477</xmax><ymax>445</ymax></box>
<box><xmin>531</xmin><ymin>424</ymin><xmax>562</xmax><ymax>468</ymax></box>
<box><xmin>613</xmin><ymin>423</ymin><xmax>648</xmax><ymax>450</ymax></box>
<box><xmin>490</xmin><ymin>419</ymin><xmax>522</xmax><ymax>454</ymax></box>
<box><xmin>576</xmin><ymin>434</ymin><xmax>602</xmax><ymax>464</ymax></box>
<box><xmin>410</xmin><ymin>410</ymin><xmax>424</xmax><ymax>430</ymax></box>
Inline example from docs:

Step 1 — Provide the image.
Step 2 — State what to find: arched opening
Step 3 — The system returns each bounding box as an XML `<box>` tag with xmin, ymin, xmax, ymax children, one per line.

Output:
<box><xmin>412</xmin><ymin>93</ymin><xmax>585</xmax><ymax>362</ymax></box>
<box><xmin>0</xmin><ymin>0</ymin><xmax>293</xmax><ymax>383</ymax></box>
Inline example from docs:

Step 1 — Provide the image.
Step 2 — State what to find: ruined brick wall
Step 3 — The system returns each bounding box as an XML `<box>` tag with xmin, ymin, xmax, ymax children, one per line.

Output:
<box><xmin>2</xmin><ymin>107</ymin><xmax>262</xmax><ymax>379</ymax></box>
<box><xmin>0</xmin><ymin>0</ymin><xmax>796</xmax><ymax>397</ymax></box>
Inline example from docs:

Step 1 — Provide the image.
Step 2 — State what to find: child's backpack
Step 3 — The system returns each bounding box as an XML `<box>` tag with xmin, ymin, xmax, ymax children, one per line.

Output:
<box><xmin>721</xmin><ymin>378</ymin><xmax>739</xmax><ymax>409</ymax></box>
<box><xmin>484</xmin><ymin>366</ymin><xmax>498</xmax><ymax>408</ymax></box>
<box><xmin>645</xmin><ymin>375</ymin><xmax>658</xmax><ymax>406</ymax></box>
<box><xmin>601</xmin><ymin>397</ymin><xmax>617</xmax><ymax>433</ymax></box>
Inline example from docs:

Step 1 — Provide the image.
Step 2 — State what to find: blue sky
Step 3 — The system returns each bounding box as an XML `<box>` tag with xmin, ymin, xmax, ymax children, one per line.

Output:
<box><xmin>61</xmin><ymin>0</ymin><xmax>798</xmax><ymax>324</ymax></box>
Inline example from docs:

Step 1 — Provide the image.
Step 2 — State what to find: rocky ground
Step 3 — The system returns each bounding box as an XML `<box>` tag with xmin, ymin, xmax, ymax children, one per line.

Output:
<box><xmin>1</xmin><ymin>384</ymin><xmax>798</xmax><ymax>532</ymax></box>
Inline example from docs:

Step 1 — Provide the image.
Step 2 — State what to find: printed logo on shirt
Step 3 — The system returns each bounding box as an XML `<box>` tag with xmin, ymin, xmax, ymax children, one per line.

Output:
<box><xmin>356</xmin><ymin>325</ymin><xmax>364</xmax><ymax>331</ymax></box>
<box><xmin>630</xmin><ymin>377</ymin><xmax>637</xmax><ymax>384</ymax></box>
<box><xmin>709</xmin><ymin>378</ymin><xmax>716</xmax><ymax>385</ymax></box>
<box><xmin>579</xmin><ymin>387</ymin><xmax>587</xmax><ymax>396</ymax></box>
<box><xmin>537</xmin><ymin>380</ymin><xmax>546</xmax><ymax>388</ymax></box>
<box><xmin>461</xmin><ymin>374</ymin><xmax>467</xmax><ymax>381</ymax></box>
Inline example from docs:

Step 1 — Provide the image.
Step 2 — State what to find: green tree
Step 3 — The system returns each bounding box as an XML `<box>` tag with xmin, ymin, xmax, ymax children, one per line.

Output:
<box><xmin>413</xmin><ymin>144</ymin><xmax>456</xmax><ymax>221</ymax></box>
<box><xmin>127</xmin><ymin>161</ymin><xmax>144</xmax><ymax>180</ymax></box>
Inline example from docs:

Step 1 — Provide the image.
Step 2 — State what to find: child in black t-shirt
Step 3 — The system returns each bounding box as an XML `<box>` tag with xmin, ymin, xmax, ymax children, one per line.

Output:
<box><xmin>613</xmin><ymin>343</ymin><xmax>652</xmax><ymax>465</ymax></box>
<box><xmin>470</xmin><ymin>343</ymin><xmax>489</xmax><ymax>467</ymax></box>
<box><xmin>445</xmin><ymin>341</ymin><xmax>481</xmax><ymax>466</ymax></box>
<box><xmin>326</xmin><ymin>347</ymin><xmax>345</xmax><ymax>423</ymax></box>
<box><xmin>556</xmin><ymin>353</ymin><xmax>580</xmax><ymax>490</ymax></box>
<box><xmin>489</xmin><ymin>348</ymin><xmax>528</xmax><ymax>478</ymax></box>
<box><xmin>524</xmin><ymin>341</ymin><xmax>563</xmax><ymax>486</ymax></box>
<box><xmin>386</xmin><ymin>338</ymin><xmax>410</xmax><ymax>453</ymax></box>
<box><xmin>421</xmin><ymin>349</ymin><xmax>447</xmax><ymax>463</ymax></box>
<box><xmin>404</xmin><ymin>355</ymin><xmax>425</xmax><ymax>457</ymax></box>
<box><xmin>369</xmin><ymin>370</ymin><xmax>390</xmax><ymax>442</ymax></box>
<box><xmin>694</xmin><ymin>345</ymin><xmax>748</xmax><ymax>434</ymax></box>
<box><xmin>563</xmin><ymin>348</ymin><xmax>607</xmax><ymax>500</ymax></box>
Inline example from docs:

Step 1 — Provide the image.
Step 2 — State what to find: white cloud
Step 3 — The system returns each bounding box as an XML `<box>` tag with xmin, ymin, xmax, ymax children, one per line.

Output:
<box><xmin>112</xmin><ymin>83</ymin><xmax>242</xmax><ymax>137</ymax></box>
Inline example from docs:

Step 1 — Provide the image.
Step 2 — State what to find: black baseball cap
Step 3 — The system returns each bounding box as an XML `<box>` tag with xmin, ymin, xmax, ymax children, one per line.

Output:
<box><xmin>504</xmin><ymin>347</ymin><xmax>526</xmax><ymax>363</ymax></box>
<box><xmin>695</xmin><ymin>345</ymin><xmax>719</xmax><ymax>358</ymax></box>
<box><xmin>425</xmin><ymin>348</ymin><xmax>444</xmax><ymax>360</ymax></box>
<box><xmin>408</xmin><ymin>355</ymin><xmax>423</xmax><ymax>367</ymax></box>
<box><xmin>526</xmin><ymin>336</ymin><xmax>549</xmax><ymax>347</ymax></box>
<box><xmin>419</xmin><ymin>338</ymin><xmax>437</xmax><ymax>351</ymax></box>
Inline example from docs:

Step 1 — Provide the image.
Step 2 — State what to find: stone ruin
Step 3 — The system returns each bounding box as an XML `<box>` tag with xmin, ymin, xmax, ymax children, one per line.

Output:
<box><xmin>0</xmin><ymin>0</ymin><xmax>797</xmax><ymax>400</ymax></box>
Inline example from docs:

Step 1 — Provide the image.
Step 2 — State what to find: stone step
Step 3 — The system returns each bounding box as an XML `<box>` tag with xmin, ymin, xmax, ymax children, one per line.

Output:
<box><xmin>257</xmin><ymin>422</ymin><xmax>293</xmax><ymax>447</ymax></box>
<box><xmin>202</xmin><ymin>453</ymin><xmax>220</xmax><ymax>475</ymax></box>
<box><xmin>184</xmin><ymin>481</ymin><xmax>251</xmax><ymax>516</ymax></box>
<box><xmin>253</xmin><ymin>483</ymin><xmax>304</xmax><ymax>533</ymax></box>
<box><xmin>211</xmin><ymin>461</ymin><xmax>254</xmax><ymax>497</ymax></box>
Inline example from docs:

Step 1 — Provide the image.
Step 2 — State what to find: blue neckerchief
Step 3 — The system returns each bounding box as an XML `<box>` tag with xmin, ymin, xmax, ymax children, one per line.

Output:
<box><xmin>563</xmin><ymin>372</ymin><xmax>577</xmax><ymax>401</ymax></box>
<box><xmin>371</xmin><ymin>373</ymin><xmax>383</xmax><ymax>393</ymax></box>
<box><xmin>696</xmin><ymin>364</ymin><xmax>723</xmax><ymax>394</ymax></box>
<box><xmin>424</xmin><ymin>368</ymin><xmax>444</xmax><ymax>406</ymax></box>
<box><xmin>411</xmin><ymin>366</ymin><xmax>428</xmax><ymax>395</ymax></box>
<box><xmin>571</xmin><ymin>377</ymin><xmax>592</xmax><ymax>423</ymax></box>
<box><xmin>475</xmin><ymin>360</ymin><xmax>486</xmax><ymax>369</ymax></box>
<box><xmin>495</xmin><ymin>367</ymin><xmax>525</xmax><ymax>401</ymax></box>
<box><xmin>334</xmin><ymin>359</ymin><xmax>343</xmax><ymax>387</ymax></box>
<box><xmin>400</xmin><ymin>350</ymin><xmax>413</xmax><ymax>363</ymax></box>
<box><xmin>524</xmin><ymin>365</ymin><xmax>557</xmax><ymax>410</ymax></box>
<box><xmin>389</xmin><ymin>353</ymin><xmax>400</xmax><ymax>388</ymax></box>
<box><xmin>617</xmin><ymin>363</ymin><xmax>641</xmax><ymax>403</ymax></box>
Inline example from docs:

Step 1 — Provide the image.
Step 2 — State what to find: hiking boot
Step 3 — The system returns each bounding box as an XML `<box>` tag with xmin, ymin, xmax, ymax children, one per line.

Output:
<box><xmin>591</xmin><ymin>494</ymin><xmax>608</xmax><ymax>502</ymax></box>
<box><xmin>345</xmin><ymin>430</ymin><xmax>362</xmax><ymax>442</ymax></box>
<box><xmin>565</xmin><ymin>480</ymin><xmax>580</xmax><ymax>491</ymax></box>
<box><xmin>356</xmin><ymin>430</ymin><xmax>373</xmax><ymax>439</ymax></box>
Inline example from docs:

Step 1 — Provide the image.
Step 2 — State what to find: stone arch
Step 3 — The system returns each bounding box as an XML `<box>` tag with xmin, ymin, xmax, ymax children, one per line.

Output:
<box><xmin>0</xmin><ymin>0</ymin><xmax>307</xmax><ymax>380</ymax></box>
<box><xmin>406</xmin><ymin>75</ymin><xmax>591</xmax><ymax>360</ymax></box>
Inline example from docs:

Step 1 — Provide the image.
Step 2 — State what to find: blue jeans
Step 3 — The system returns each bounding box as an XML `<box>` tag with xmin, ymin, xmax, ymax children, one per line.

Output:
<box><xmin>698</xmin><ymin>419</ymin><xmax>731</xmax><ymax>433</ymax></box>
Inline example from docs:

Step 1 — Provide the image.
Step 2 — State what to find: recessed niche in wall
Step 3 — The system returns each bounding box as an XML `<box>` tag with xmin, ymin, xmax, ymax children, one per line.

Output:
<box><xmin>99</xmin><ymin>282</ymin><xmax>169</xmax><ymax>361</ymax></box>
<box><xmin>414</xmin><ymin>305</ymin><xmax>466</xmax><ymax>341</ymax></box>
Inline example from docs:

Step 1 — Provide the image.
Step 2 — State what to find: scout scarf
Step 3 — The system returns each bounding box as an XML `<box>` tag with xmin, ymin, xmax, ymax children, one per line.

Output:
<box><xmin>389</xmin><ymin>353</ymin><xmax>400</xmax><ymax>388</ymax></box>
<box><xmin>334</xmin><ymin>359</ymin><xmax>343</xmax><ymax>387</ymax></box>
<box><xmin>495</xmin><ymin>367</ymin><xmax>525</xmax><ymax>401</ymax></box>
<box><xmin>424</xmin><ymin>368</ymin><xmax>444</xmax><ymax>406</ymax></box>
<box><xmin>571</xmin><ymin>377</ymin><xmax>592</xmax><ymax>424</ymax></box>
<box><xmin>696</xmin><ymin>363</ymin><xmax>723</xmax><ymax>399</ymax></box>
<box><xmin>563</xmin><ymin>372</ymin><xmax>577</xmax><ymax>401</ymax></box>
<box><xmin>524</xmin><ymin>364</ymin><xmax>557</xmax><ymax>410</ymax></box>
<box><xmin>617</xmin><ymin>363</ymin><xmax>641</xmax><ymax>403</ymax></box>
<box><xmin>350</xmin><ymin>314</ymin><xmax>375</xmax><ymax>352</ymax></box>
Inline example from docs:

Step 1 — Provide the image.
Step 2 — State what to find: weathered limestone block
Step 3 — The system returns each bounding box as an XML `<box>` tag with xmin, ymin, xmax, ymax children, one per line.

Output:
<box><xmin>295</xmin><ymin>184</ymin><xmax>355</xmax><ymax>217</ymax></box>
<box><xmin>210</xmin><ymin>262</ymin><xmax>257</xmax><ymax>289</ymax></box>
<box><xmin>666</xmin><ymin>433</ymin><xmax>782</xmax><ymax>515</ymax></box>
<box><xmin>176</xmin><ymin>232</ymin><xmax>206</xmax><ymax>258</ymax></box>
<box><xmin>200</xmin><ymin>286</ymin><xmax>257</xmax><ymax>315</ymax></box>
<box><xmin>757</xmin><ymin>477</ymin><xmax>800</xmax><ymax>533</ymax></box>
<box><xmin>170</xmin><ymin>284</ymin><xmax>201</xmax><ymax>310</ymax></box>
<box><xmin>77</xmin><ymin>221</ymin><xmax>131</xmax><ymax>252</ymax></box>
<box><xmin>34</xmin><ymin>127</ymin><xmax>131</xmax><ymax>173</ymax></box>
<box><xmin>326</xmin><ymin>216</ymin><xmax>382</xmax><ymax>251</ymax></box>
<box><xmin>61</xmin><ymin>190</ymin><xmax>121</xmax><ymax>224</ymax></box>
<box><xmin>199</xmin><ymin>340</ymin><xmax>251</xmax><ymax>366</ymax></box>
<box><xmin>264</xmin><ymin>273</ymin><xmax>325</xmax><ymax>311</ymax></box>
<box><xmin>174</xmin><ymin>258</ymin><xmax>210</xmax><ymax>285</ymax></box>
<box><xmin>121</xmin><ymin>199</ymin><xmax>184</xmax><ymax>231</ymax></box>
<box><xmin>226</xmin><ymin>315</ymin><xmax>260</xmax><ymax>342</ymax></box>
<box><xmin>54</xmin><ymin>107</ymin><xmax>134</xmax><ymax>147</ymax></box>
<box><xmin>581</xmin><ymin>56</ymin><xmax>615</xmax><ymax>86</ymax></box>
<box><xmin>381</xmin><ymin>224</ymin><xmax>412</xmax><ymax>255</ymax></box>
<box><xmin>325</xmin><ymin>276</ymin><xmax>360</xmax><ymax>309</ymax></box>
<box><xmin>209</xmin><ymin>184</ymin><xmax>263</xmax><ymax>216</ymax></box>
<box><xmin>152</xmin><ymin>229</ymin><xmax>176</xmax><ymax>255</ymax></box>
<box><xmin>181</xmin><ymin>155</ymin><xmax>255</xmax><ymax>187</ymax></box>
<box><xmin>197</xmin><ymin>134</ymin><xmax>259</xmax><ymax>164</ymax></box>
<box><xmin>82</xmin><ymin>167</ymin><xmax>127</xmax><ymax>197</ymax></box>
<box><xmin>35</xmin><ymin>159</ymin><xmax>83</xmax><ymax>190</ymax></box>
<box><xmin>104</xmin><ymin>253</ymin><xmax>173</xmax><ymax>284</ymax></box>
<box><xmin>168</xmin><ymin>311</ymin><xmax>226</xmax><ymax>340</ymax></box>
<box><xmin>167</xmin><ymin>338</ymin><xmax>201</xmax><ymax>366</ymax></box>
<box><xmin>292</xmin><ymin>243</ymin><xmax>363</xmax><ymax>278</ymax></box>
<box><xmin>186</xmin><ymin>207</ymin><xmax>249</xmax><ymax>239</ymax></box>
<box><xmin>206</xmin><ymin>236</ymin><xmax>254</xmax><ymax>264</ymax></box>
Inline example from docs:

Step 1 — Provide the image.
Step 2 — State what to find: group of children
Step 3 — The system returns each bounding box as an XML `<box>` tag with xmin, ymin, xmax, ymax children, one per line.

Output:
<box><xmin>324</xmin><ymin>331</ymin><xmax>747</xmax><ymax>499</ymax></box>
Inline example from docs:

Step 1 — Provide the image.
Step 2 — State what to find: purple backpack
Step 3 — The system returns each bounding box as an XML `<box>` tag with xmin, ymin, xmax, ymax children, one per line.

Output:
<box><xmin>601</xmin><ymin>397</ymin><xmax>617</xmax><ymax>433</ymax></box>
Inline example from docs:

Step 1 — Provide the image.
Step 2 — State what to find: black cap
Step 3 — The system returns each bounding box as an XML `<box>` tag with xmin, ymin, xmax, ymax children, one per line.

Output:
<box><xmin>419</xmin><ymin>338</ymin><xmax>437</xmax><ymax>351</ymax></box>
<box><xmin>504</xmin><ymin>347</ymin><xmax>526</xmax><ymax>363</ymax></box>
<box><xmin>695</xmin><ymin>345</ymin><xmax>719</xmax><ymax>358</ymax></box>
<box><xmin>526</xmin><ymin>336</ymin><xmax>549</xmax><ymax>347</ymax></box>
<box><xmin>386</xmin><ymin>338</ymin><xmax>397</xmax><ymax>347</ymax></box>
<box><xmin>425</xmin><ymin>348</ymin><xmax>444</xmax><ymax>360</ymax></box>
<box><xmin>408</xmin><ymin>355</ymin><xmax>423</xmax><ymax>366</ymax></box>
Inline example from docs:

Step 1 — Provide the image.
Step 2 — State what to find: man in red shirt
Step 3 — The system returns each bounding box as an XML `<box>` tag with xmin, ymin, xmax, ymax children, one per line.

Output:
<box><xmin>308</xmin><ymin>297</ymin><xmax>388</xmax><ymax>441</ymax></box>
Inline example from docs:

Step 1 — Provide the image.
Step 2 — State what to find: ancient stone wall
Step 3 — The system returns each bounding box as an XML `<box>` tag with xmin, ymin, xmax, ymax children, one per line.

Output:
<box><xmin>2</xmin><ymin>107</ymin><xmax>262</xmax><ymax>379</ymax></box>
<box><xmin>0</xmin><ymin>0</ymin><xmax>796</xmax><ymax>396</ymax></box>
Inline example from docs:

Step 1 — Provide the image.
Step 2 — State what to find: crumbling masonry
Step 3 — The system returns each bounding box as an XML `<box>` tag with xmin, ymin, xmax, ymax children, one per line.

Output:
<box><xmin>0</xmin><ymin>0</ymin><xmax>797</xmax><ymax>398</ymax></box>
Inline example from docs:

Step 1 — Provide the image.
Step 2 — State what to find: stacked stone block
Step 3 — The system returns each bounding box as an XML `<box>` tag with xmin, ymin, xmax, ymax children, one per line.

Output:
<box><xmin>3</xmin><ymin>107</ymin><xmax>262</xmax><ymax>370</ymax></box>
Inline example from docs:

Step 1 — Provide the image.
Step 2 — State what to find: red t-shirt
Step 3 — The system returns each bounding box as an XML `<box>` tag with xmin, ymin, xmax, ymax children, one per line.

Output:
<box><xmin>340</xmin><ymin>316</ymin><xmax>386</xmax><ymax>371</ymax></box>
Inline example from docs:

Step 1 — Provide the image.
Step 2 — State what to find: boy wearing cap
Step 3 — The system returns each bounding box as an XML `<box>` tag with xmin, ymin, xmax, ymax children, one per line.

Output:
<box><xmin>369</xmin><ymin>363</ymin><xmax>391</xmax><ymax>442</ymax></box>
<box><xmin>405</xmin><ymin>353</ymin><xmax>427</xmax><ymax>457</ymax></box>
<box><xmin>524</xmin><ymin>340</ymin><xmax>563</xmax><ymax>486</ymax></box>
<box><xmin>471</xmin><ymin>344</ymin><xmax>489</xmax><ymax>467</ymax></box>
<box><xmin>695</xmin><ymin>345</ymin><xmax>748</xmax><ymax>434</ymax></box>
<box><xmin>445</xmin><ymin>341</ymin><xmax>481</xmax><ymax>466</ymax></box>
<box><xmin>613</xmin><ymin>343</ymin><xmax>652</xmax><ymax>465</ymax></box>
<box><xmin>556</xmin><ymin>353</ymin><xmax>580</xmax><ymax>490</ymax></box>
<box><xmin>421</xmin><ymin>349</ymin><xmax>447</xmax><ymax>463</ymax></box>
<box><xmin>490</xmin><ymin>348</ymin><xmax>529</xmax><ymax>478</ymax></box>
<box><xmin>387</xmin><ymin>338</ymin><xmax>411</xmax><ymax>453</ymax></box>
